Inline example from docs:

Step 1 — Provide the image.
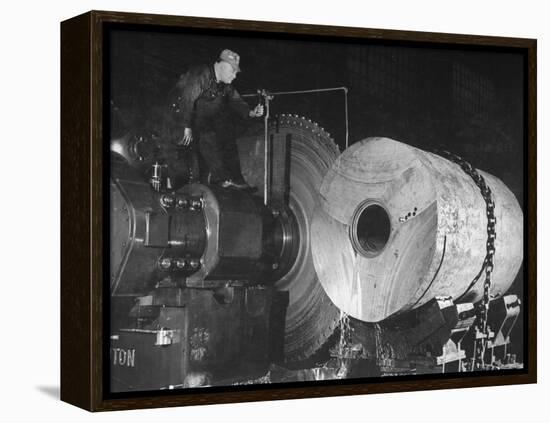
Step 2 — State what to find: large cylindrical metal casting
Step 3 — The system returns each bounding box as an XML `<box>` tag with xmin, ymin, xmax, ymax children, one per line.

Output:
<box><xmin>311</xmin><ymin>137</ymin><xmax>523</xmax><ymax>322</ymax></box>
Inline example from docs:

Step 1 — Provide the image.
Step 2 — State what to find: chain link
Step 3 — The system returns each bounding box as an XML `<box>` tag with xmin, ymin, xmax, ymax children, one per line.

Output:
<box><xmin>438</xmin><ymin>150</ymin><xmax>496</xmax><ymax>370</ymax></box>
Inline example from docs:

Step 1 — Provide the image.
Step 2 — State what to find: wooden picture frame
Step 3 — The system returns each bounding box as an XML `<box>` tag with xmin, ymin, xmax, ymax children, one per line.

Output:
<box><xmin>61</xmin><ymin>10</ymin><xmax>536</xmax><ymax>411</ymax></box>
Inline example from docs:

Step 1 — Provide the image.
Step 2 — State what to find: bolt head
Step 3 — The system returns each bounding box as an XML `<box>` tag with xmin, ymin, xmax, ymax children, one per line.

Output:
<box><xmin>159</xmin><ymin>258</ymin><xmax>172</xmax><ymax>269</ymax></box>
<box><xmin>161</xmin><ymin>195</ymin><xmax>175</xmax><ymax>208</ymax></box>
<box><xmin>190</xmin><ymin>199</ymin><xmax>202</xmax><ymax>210</ymax></box>
<box><xmin>176</xmin><ymin>197</ymin><xmax>189</xmax><ymax>208</ymax></box>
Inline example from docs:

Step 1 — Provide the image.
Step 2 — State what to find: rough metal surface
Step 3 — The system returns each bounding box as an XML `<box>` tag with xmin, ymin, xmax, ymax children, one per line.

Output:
<box><xmin>312</xmin><ymin>137</ymin><xmax>523</xmax><ymax>322</ymax></box>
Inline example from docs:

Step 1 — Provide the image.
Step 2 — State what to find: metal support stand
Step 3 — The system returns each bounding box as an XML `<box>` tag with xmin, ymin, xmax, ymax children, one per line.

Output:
<box><xmin>259</xmin><ymin>90</ymin><xmax>274</xmax><ymax>205</ymax></box>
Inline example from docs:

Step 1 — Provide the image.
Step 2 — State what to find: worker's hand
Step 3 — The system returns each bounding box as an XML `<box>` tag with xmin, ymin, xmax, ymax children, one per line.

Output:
<box><xmin>182</xmin><ymin>127</ymin><xmax>193</xmax><ymax>146</ymax></box>
<box><xmin>249</xmin><ymin>104</ymin><xmax>264</xmax><ymax>118</ymax></box>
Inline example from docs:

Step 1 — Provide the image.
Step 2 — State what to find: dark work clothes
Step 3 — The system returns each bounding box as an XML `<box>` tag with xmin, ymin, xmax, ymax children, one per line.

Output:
<box><xmin>163</xmin><ymin>64</ymin><xmax>252</xmax><ymax>183</ymax></box>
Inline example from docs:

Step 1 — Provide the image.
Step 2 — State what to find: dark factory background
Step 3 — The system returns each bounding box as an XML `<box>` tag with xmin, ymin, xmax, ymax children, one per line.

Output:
<box><xmin>108</xmin><ymin>26</ymin><xmax>526</xmax><ymax>359</ymax></box>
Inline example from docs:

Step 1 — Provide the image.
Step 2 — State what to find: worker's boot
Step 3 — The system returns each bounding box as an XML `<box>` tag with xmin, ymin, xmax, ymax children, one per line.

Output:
<box><xmin>220</xmin><ymin>179</ymin><xmax>257</xmax><ymax>193</ymax></box>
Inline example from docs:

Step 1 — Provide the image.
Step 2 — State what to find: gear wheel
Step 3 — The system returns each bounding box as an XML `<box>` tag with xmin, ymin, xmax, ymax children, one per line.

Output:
<box><xmin>237</xmin><ymin>114</ymin><xmax>341</xmax><ymax>362</ymax></box>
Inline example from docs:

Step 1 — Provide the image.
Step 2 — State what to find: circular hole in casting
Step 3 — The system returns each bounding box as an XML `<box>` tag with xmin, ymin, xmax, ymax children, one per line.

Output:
<box><xmin>350</xmin><ymin>202</ymin><xmax>391</xmax><ymax>258</ymax></box>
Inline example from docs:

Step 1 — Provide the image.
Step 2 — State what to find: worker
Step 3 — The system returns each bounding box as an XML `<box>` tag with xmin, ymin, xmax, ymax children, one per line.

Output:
<box><xmin>165</xmin><ymin>49</ymin><xmax>264</xmax><ymax>190</ymax></box>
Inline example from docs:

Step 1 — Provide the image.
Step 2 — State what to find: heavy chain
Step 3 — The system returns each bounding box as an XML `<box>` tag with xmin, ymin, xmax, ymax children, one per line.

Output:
<box><xmin>438</xmin><ymin>150</ymin><xmax>497</xmax><ymax>370</ymax></box>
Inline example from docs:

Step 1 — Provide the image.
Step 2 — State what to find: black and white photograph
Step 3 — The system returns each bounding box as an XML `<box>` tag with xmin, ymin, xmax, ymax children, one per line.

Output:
<box><xmin>107</xmin><ymin>21</ymin><xmax>528</xmax><ymax>395</ymax></box>
<box><xmin>2</xmin><ymin>0</ymin><xmax>546</xmax><ymax>419</ymax></box>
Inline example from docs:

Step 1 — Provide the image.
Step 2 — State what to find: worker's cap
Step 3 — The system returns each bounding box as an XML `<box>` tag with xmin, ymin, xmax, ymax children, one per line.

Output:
<box><xmin>219</xmin><ymin>49</ymin><xmax>241</xmax><ymax>72</ymax></box>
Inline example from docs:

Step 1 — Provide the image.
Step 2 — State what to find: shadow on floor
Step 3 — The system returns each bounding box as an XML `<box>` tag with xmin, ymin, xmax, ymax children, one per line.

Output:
<box><xmin>36</xmin><ymin>386</ymin><xmax>59</xmax><ymax>399</ymax></box>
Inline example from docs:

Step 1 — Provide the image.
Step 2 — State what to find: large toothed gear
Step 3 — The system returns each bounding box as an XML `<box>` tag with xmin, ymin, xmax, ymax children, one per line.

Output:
<box><xmin>236</xmin><ymin>114</ymin><xmax>341</xmax><ymax>362</ymax></box>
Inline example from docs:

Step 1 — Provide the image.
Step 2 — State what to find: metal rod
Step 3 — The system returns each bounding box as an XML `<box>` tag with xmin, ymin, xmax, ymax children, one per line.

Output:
<box><xmin>343</xmin><ymin>88</ymin><xmax>349</xmax><ymax>150</ymax></box>
<box><xmin>264</xmin><ymin>94</ymin><xmax>270</xmax><ymax>205</ymax></box>
<box><xmin>244</xmin><ymin>87</ymin><xmax>346</xmax><ymax>97</ymax></box>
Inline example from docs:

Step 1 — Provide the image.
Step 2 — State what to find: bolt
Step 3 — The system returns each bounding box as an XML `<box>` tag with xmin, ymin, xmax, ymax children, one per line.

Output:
<box><xmin>272</xmin><ymin>262</ymin><xmax>279</xmax><ymax>270</ymax></box>
<box><xmin>189</xmin><ymin>259</ymin><xmax>200</xmax><ymax>269</ymax></box>
<box><xmin>190</xmin><ymin>198</ymin><xmax>202</xmax><ymax>211</ymax></box>
<box><xmin>175</xmin><ymin>258</ymin><xmax>186</xmax><ymax>269</ymax></box>
<box><xmin>176</xmin><ymin>197</ymin><xmax>189</xmax><ymax>209</ymax></box>
<box><xmin>160</xmin><ymin>195</ymin><xmax>175</xmax><ymax>208</ymax></box>
<box><xmin>159</xmin><ymin>258</ymin><xmax>172</xmax><ymax>270</ymax></box>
